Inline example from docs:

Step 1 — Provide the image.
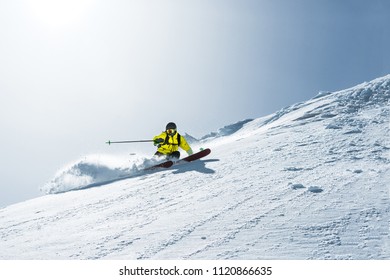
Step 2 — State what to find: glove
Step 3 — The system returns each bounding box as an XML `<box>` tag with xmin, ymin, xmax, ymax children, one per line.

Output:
<box><xmin>153</xmin><ymin>138</ymin><xmax>164</xmax><ymax>146</ymax></box>
<box><xmin>187</xmin><ymin>148</ymin><xmax>193</xmax><ymax>155</ymax></box>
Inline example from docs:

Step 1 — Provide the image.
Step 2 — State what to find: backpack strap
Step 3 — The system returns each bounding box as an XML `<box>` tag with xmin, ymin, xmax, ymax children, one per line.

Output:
<box><xmin>164</xmin><ymin>133</ymin><xmax>169</xmax><ymax>145</ymax></box>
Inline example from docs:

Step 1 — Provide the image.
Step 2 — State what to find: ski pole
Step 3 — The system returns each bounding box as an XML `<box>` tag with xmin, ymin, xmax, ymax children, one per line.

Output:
<box><xmin>106</xmin><ymin>140</ymin><xmax>154</xmax><ymax>145</ymax></box>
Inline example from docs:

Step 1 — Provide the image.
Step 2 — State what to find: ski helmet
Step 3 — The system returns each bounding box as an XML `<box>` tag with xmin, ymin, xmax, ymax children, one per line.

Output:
<box><xmin>166</xmin><ymin>122</ymin><xmax>177</xmax><ymax>130</ymax></box>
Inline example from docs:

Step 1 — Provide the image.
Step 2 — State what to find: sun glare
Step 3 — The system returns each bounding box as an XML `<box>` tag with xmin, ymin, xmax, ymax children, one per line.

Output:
<box><xmin>28</xmin><ymin>0</ymin><xmax>92</xmax><ymax>28</ymax></box>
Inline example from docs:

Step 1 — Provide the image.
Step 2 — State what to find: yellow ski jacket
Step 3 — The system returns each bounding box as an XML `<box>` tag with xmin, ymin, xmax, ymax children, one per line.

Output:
<box><xmin>153</xmin><ymin>132</ymin><xmax>192</xmax><ymax>155</ymax></box>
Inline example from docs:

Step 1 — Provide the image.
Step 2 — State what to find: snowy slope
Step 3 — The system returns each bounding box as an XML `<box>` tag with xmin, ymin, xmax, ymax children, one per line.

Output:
<box><xmin>0</xmin><ymin>75</ymin><xmax>389</xmax><ymax>260</ymax></box>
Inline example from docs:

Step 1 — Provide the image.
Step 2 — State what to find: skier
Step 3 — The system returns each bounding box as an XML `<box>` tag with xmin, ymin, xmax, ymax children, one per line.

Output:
<box><xmin>153</xmin><ymin>122</ymin><xmax>193</xmax><ymax>159</ymax></box>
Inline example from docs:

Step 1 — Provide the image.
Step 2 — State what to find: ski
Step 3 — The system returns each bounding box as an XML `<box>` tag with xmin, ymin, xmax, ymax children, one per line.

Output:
<box><xmin>143</xmin><ymin>148</ymin><xmax>211</xmax><ymax>171</ymax></box>
<box><xmin>144</xmin><ymin>160</ymin><xmax>173</xmax><ymax>171</ymax></box>
<box><xmin>177</xmin><ymin>148</ymin><xmax>211</xmax><ymax>163</ymax></box>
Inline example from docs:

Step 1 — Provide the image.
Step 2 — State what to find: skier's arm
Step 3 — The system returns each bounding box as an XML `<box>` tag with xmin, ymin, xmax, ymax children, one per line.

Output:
<box><xmin>179</xmin><ymin>135</ymin><xmax>193</xmax><ymax>155</ymax></box>
<box><xmin>153</xmin><ymin>133</ymin><xmax>165</xmax><ymax>146</ymax></box>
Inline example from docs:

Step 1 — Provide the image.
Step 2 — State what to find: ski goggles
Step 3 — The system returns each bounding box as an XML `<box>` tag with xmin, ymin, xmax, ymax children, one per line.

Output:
<box><xmin>167</xmin><ymin>129</ymin><xmax>176</xmax><ymax>135</ymax></box>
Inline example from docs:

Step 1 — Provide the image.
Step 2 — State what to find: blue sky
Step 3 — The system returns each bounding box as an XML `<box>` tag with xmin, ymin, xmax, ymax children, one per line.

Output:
<box><xmin>1</xmin><ymin>0</ymin><xmax>390</xmax><ymax>207</ymax></box>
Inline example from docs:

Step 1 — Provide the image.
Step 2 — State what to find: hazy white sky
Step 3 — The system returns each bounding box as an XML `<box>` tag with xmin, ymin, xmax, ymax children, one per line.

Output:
<box><xmin>1</xmin><ymin>0</ymin><xmax>390</xmax><ymax>207</ymax></box>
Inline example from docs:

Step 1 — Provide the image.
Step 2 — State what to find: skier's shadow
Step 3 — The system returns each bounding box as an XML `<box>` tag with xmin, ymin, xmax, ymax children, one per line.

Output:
<box><xmin>172</xmin><ymin>159</ymin><xmax>218</xmax><ymax>174</ymax></box>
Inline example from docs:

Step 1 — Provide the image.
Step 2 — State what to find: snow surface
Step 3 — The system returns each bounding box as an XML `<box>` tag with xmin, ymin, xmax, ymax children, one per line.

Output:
<box><xmin>0</xmin><ymin>75</ymin><xmax>389</xmax><ymax>260</ymax></box>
